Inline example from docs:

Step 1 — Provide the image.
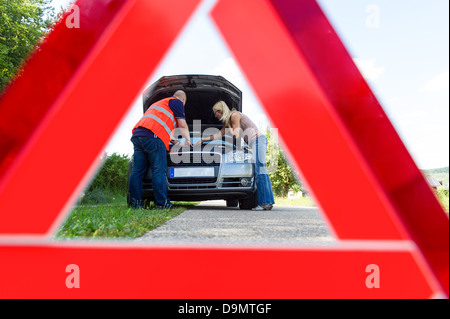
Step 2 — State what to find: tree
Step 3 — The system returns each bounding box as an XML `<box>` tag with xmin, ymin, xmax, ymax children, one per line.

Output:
<box><xmin>266</xmin><ymin>127</ymin><xmax>303</xmax><ymax>197</ymax></box>
<box><xmin>0</xmin><ymin>0</ymin><xmax>55</xmax><ymax>91</ymax></box>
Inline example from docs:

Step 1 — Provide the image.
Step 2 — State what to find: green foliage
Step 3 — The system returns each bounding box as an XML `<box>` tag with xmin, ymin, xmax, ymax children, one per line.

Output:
<box><xmin>435</xmin><ymin>188</ymin><xmax>449</xmax><ymax>213</ymax></box>
<box><xmin>423</xmin><ymin>167</ymin><xmax>449</xmax><ymax>174</ymax></box>
<box><xmin>79</xmin><ymin>188</ymin><xmax>115</xmax><ymax>205</ymax></box>
<box><xmin>0</xmin><ymin>0</ymin><xmax>56</xmax><ymax>91</ymax></box>
<box><xmin>85</xmin><ymin>153</ymin><xmax>130</xmax><ymax>196</ymax></box>
<box><xmin>56</xmin><ymin>204</ymin><xmax>195</xmax><ymax>238</ymax></box>
<box><xmin>266</xmin><ymin>128</ymin><xmax>302</xmax><ymax>197</ymax></box>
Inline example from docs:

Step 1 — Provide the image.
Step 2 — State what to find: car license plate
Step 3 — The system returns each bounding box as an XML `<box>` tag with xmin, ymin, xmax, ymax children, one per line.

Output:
<box><xmin>170</xmin><ymin>167</ymin><xmax>215</xmax><ymax>178</ymax></box>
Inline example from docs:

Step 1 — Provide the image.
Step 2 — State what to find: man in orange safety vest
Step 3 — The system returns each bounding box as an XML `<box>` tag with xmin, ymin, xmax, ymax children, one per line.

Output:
<box><xmin>128</xmin><ymin>90</ymin><xmax>192</xmax><ymax>209</ymax></box>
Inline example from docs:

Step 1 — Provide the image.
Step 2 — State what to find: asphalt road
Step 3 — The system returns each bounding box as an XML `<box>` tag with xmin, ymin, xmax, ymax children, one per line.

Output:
<box><xmin>135</xmin><ymin>200</ymin><xmax>335</xmax><ymax>246</ymax></box>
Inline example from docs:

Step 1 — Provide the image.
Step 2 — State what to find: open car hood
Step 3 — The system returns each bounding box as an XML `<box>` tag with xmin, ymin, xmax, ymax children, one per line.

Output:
<box><xmin>142</xmin><ymin>75</ymin><xmax>242</xmax><ymax>131</ymax></box>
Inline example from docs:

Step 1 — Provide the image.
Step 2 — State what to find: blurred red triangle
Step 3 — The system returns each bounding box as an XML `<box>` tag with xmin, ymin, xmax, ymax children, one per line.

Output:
<box><xmin>0</xmin><ymin>0</ymin><xmax>447</xmax><ymax>298</ymax></box>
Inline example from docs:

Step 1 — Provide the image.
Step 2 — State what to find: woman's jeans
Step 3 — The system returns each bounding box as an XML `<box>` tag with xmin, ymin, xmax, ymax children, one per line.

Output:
<box><xmin>128</xmin><ymin>136</ymin><xmax>171</xmax><ymax>208</ymax></box>
<box><xmin>251</xmin><ymin>136</ymin><xmax>275</xmax><ymax>206</ymax></box>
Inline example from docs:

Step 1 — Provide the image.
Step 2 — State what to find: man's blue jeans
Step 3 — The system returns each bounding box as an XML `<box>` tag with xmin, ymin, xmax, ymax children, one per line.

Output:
<box><xmin>251</xmin><ymin>136</ymin><xmax>275</xmax><ymax>206</ymax></box>
<box><xmin>128</xmin><ymin>136</ymin><xmax>171</xmax><ymax>208</ymax></box>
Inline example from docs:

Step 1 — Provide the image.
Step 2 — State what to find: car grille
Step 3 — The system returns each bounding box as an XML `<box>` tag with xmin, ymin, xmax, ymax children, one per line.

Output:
<box><xmin>167</xmin><ymin>151</ymin><xmax>221</xmax><ymax>167</ymax></box>
<box><xmin>221</xmin><ymin>177</ymin><xmax>253</xmax><ymax>188</ymax></box>
<box><xmin>165</xmin><ymin>151</ymin><xmax>221</xmax><ymax>189</ymax></box>
<box><xmin>168</xmin><ymin>178</ymin><xmax>217</xmax><ymax>185</ymax></box>
<box><xmin>169</xmin><ymin>184</ymin><xmax>216</xmax><ymax>190</ymax></box>
<box><xmin>221</xmin><ymin>177</ymin><xmax>242</xmax><ymax>188</ymax></box>
<box><xmin>168</xmin><ymin>177</ymin><xmax>217</xmax><ymax>190</ymax></box>
<box><xmin>144</xmin><ymin>178</ymin><xmax>218</xmax><ymax>190</ymax></box>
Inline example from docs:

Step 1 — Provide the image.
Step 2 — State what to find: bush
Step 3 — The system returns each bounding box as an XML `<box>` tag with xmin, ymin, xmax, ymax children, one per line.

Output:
<box><xmin>266</xmin><ymin>128</ymin><xmax>303</xmax><ymax>197</ymax></box>
<box><xmin>82</xmin><ymin>153</ymin><xmax>130</xmax><ymax>202</ymax></box>
<box><xmin>435</xmin><ymin>188</ymin><xmax>449</xmax><ymax>212</ymax></box>
<box><xmin>79</xmin><ymin>188</ymin><xmax>114</xmax><ymax>205</ymax></box>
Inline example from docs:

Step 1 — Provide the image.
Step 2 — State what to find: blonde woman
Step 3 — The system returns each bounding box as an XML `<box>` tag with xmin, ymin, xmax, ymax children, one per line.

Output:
<box><xmin>197</xmin><ymin>101</ymin><xmax>275</xmax><ymax>210</ymax></box>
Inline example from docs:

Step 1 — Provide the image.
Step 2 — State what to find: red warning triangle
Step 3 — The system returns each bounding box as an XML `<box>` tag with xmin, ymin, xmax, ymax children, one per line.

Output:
<box><xmin>0</xmin><ymin>0</ymin><xmax>447</xmax><ymax>298</ymax></box>
<box><xmin>0</xmin><ymin>0</ymin><xmax>202</xmax><ymax>234</ymax></box>
<box><xmin>211</xmin><ymin>0</ymin><xmax>449</xmax><ymax>294</ymax></box>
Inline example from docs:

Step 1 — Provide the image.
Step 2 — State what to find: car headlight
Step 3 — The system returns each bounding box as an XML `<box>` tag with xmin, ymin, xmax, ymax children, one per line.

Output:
<box><xmin>225</xmin><ymin>151</ymin><xmax>252</xmax><ymax>163</ymax></box>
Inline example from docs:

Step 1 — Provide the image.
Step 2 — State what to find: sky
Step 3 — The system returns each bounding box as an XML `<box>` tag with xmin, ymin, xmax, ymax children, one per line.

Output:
<box><xmin>51</xmin><ymin>0</ymin><xmax>449</xmax><ymax>170</ymax></box>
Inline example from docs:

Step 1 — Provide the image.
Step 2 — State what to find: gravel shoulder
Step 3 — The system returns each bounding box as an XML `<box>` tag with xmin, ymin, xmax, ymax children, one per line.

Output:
<box><xmin>135</xmin><ymin>200</ymin><xmax>335</xmax><ymax>246</ymax></box>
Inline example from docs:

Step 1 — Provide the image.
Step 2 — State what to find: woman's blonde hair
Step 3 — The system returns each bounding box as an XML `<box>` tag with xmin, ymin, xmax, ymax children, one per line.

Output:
<box><xmin>213</xmin><ymin>100</ymin><xmax>236</xmax><ymax>127</ymax></box>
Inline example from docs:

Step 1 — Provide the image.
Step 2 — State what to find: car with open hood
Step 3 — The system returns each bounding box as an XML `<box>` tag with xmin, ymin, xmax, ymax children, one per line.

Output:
<box><xmin>126</xmin><ymin>74</ymin><xmax>258</xmax><ymax>209</ymax></box>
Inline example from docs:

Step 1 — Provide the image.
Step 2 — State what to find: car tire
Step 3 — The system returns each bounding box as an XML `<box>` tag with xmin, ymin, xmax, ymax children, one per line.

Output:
<box><xmin>239</xmin><ymin>192</ymin><xmax>258</xmax><ymax>210</ymax></box>
<box><xmin>226</xmin><ymin>199</ymin><xmax>239</xmax><ymax>207</ymax></box>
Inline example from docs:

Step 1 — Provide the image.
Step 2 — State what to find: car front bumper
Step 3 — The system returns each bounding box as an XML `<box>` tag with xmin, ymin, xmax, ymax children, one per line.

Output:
<box><xmin>142</xmin><ymin>162</ymin><xmax>256</xmax><ymax>201</ymax></box>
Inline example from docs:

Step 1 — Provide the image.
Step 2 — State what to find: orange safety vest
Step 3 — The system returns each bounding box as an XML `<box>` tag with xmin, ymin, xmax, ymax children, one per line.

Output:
<box><xmin>132</xmin><ymin>97</ymin><xmax>177</xmax><ymax>150</ymax></box>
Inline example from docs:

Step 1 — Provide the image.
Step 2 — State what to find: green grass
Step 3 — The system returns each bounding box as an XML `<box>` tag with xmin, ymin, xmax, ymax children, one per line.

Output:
<box><xmin>55</xmin><ymin>201</ymin><xmax>198</xmax><ymax>239</ymax></box>
<box><xmin>274</xmin><ymin>195</ymin><xmax>316</xmax><ymax>207</ymax></box>
<box><xmin>276</xmin><ymin>192</ymin><xmax>449</xmax><ymax>213</ymax></box>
